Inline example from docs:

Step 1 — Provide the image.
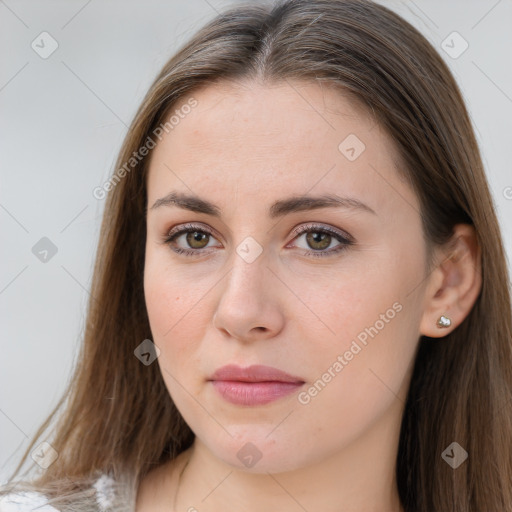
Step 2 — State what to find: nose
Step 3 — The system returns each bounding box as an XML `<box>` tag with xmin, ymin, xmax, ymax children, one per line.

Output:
<box><xmin>212</xmin><ymin>251</ymin><xmax>285</xmax><ymax>343</ymax></box>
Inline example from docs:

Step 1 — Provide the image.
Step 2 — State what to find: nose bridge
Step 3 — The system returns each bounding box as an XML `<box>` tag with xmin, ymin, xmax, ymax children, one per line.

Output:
<box><xmin>213</xmin><ymin>241</ymin><xmax>285</xmax><ymax>339</ymax></box>
<box><xmin>220</xmin><ymin>216</ymin><xmax>269</xmax><ymax>289</ymax></box>
<box><xmin>224</xmin><ymin>240</ymin><xmax>270</xmax><ymax>305</ymax></box>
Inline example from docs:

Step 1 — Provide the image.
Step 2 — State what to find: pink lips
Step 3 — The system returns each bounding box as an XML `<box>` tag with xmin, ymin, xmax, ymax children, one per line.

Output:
<box><xmin>209</xmin><ymin>364</ymin><xmax>305</xmax><ymax>406</ymax></box>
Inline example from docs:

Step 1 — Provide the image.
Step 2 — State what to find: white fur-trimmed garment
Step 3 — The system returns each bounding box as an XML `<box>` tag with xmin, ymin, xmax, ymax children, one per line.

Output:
<box><xmin>0</xmin><ymin>473</ymin><xmax>133</xmax><ymax>512</ymax></box>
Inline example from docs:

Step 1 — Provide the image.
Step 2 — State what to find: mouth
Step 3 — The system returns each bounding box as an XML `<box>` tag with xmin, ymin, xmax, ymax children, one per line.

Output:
<box><xmin>208</xmin><ymin>364</ymin><xmax>305</xmax><ymax>406</ymax></box>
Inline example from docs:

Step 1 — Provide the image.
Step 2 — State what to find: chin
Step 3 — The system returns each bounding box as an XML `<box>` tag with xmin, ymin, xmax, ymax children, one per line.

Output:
<box><xmin>202</xmin><ymin>426</ymin><xmax>319</xmax><ymax>474</ymax></box>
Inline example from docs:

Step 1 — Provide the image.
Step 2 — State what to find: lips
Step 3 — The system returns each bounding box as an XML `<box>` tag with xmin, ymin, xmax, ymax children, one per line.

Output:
<box><xmin>208</xmin><ymin>364</ymin><xmax>305</xmax><ymax>406</ymax></box>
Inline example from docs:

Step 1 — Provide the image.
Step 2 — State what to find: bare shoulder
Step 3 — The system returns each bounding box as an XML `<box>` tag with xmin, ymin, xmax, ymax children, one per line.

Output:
<box><xmin>135</xmin><ymin>451</ymin><xmax>189</xmax><ymax>512</ymax></box>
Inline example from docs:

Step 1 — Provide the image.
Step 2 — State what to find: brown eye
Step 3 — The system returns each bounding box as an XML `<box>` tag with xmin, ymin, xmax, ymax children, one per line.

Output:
<box><xmin>290</xmin><ymin>224</ymin><xmax>354</xmax><ymax>258</ymax></box>
<box><xmin>305</xmin><ymin>231</ymin><xmax>332</xmax><ymax>251</ymax></box>
<box><xmin>163</xmin><ymin>223</ymin><xmax>220</xmax><ymax>256</ymax></box>
<box><xmin>186</xmin><ymin>231</ymin><xmax>210</xmax><ymax>249</ymax></box>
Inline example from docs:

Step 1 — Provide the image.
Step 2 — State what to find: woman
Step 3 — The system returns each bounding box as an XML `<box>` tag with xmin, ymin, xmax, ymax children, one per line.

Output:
<box><xmin>2</xmin><ymin>0</ymin><xmax>511</xmax><ymax>510</ymax></box>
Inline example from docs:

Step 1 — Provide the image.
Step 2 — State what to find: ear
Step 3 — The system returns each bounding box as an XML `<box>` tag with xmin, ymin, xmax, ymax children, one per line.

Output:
<box><xmin>419</xmin><ymin>224</ymin><xmax>482</xmax><ymax>338</ymax></box>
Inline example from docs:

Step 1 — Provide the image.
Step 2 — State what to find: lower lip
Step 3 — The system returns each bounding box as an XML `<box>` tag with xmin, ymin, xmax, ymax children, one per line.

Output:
<box><xmin>211</xmin><ymin>380</ymin><xmax>304</xmax><ymax>406</ymax></box>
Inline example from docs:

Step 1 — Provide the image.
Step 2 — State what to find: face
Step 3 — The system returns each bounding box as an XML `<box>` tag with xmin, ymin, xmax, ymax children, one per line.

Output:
<box><xmin>144</xmin><ymin>79</ymin><xmax>428</xmax><ymax>473</ymax></box>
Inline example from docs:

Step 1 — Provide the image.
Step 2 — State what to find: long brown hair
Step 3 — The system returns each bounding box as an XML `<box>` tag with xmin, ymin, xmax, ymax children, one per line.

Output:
<box><xmin>3</xmin><ymin>0</ymin><xmax>511</xmax><ymax>510</ymax></box>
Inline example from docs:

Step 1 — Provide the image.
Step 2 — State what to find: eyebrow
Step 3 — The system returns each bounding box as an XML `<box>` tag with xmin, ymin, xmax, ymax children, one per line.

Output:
<box><xmin>149</xmin><ymin>191</ymin><xmax>376</xmax><ymax>218</ymax></box>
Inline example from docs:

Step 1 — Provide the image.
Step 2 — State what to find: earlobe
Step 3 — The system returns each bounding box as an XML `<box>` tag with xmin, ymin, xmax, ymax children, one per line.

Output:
<box><xmin>419</xmin><ymin>224</ymin><xmax>482</xmax><ymax>338</ymax></box>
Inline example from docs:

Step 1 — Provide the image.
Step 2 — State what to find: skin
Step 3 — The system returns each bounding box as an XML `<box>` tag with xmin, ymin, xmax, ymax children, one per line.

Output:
<box><xmin>138</xmin><ymin>79</ymin><xmax>481</xmax><ymax>512</ymax></box>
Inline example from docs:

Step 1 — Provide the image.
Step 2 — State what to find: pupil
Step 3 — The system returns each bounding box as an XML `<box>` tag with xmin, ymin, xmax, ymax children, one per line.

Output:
<box><xmin>186</xmin><ymin>231</ymin><xmax>208</xmax><ymax>248</ymax></box>
<box><xmin>307</xmin><ymin>231</ymin><xmax>330</xmax><ymax>250</ymax></box>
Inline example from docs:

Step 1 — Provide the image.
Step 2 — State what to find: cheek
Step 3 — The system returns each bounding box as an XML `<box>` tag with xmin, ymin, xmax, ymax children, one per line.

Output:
<box><xmin>292</xmin><ymin>304</ymin><xmax>416</xmax><ymax>460</ymax></box>
<box><xmin>143</xmin><ymin>257</ymin><xmax>211</xmax><ymax>374</ymax></box>
<box><xmin>143</xmin><ymin>266</ymin><xmax>216</xmax><ymax>442</ymax></box>
<box><xmin>143</xmin><ymin>264</ymin><xmax>205</xmax><ymax>412</ymax></box>
<box><xmin>288</xmin><ymin>262</ymin><xmax>393</xmax><ymax>355</ymax></box>
<box><xmin>144</xmin><ymin>248</ymin><xmax>196</xmax><ymax>335</ymax></box>
<box><xmin>144</xmin><ymin>257</ymin><xmax>197</xmax><ymax>359</ymax></box>
<box><xmin>292</xmin><ymin>255</ymin><xmax>417</xmax><ymax>406</ymax></box>
<box><xmin>144</xmin><ymin>267</ymin><xmax>180</xmax><ymax>341</ymax></box>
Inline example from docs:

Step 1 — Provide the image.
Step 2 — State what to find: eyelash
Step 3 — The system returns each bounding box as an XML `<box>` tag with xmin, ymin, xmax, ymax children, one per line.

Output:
<box><xmin>162</xmin><ymin>222</ymin><xmax>354</xmax><ymax>259</ymax></box>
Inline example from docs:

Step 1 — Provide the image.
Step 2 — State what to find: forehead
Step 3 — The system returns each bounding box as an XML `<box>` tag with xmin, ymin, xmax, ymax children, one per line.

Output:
<box><xmin>146</xmin><ymin>79</ymin><xmax>418</xmax><ymax>220</ymax></box>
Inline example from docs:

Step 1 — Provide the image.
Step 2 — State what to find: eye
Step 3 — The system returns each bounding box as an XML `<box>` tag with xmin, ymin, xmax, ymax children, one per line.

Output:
<box><xmin>162</xmin><ymin>222</ymin><xmax>354</xmax><ymax>258</ymax></box>
<box><xmin>288</xmin><ymin>223</ymin><xmax>354</xmax><ymax>258</ymax></box>
<box><xmin>163</xmin><ymin>223</ymin><xmax>220</xmax><ymax>257</ymax></box>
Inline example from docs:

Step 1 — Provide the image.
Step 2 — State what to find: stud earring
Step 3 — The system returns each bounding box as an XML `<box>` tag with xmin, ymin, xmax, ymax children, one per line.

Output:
<box><xmin>437</xmin><ymin>315</ymin><xmax>451</xmax><ymax>328</ymax></box>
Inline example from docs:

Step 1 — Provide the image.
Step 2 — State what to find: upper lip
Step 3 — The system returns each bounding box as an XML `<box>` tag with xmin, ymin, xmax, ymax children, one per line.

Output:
<box><xmin>209</xmin><ymin>364</ymin><xmax>305</xmax><ymax>383</ymax></box>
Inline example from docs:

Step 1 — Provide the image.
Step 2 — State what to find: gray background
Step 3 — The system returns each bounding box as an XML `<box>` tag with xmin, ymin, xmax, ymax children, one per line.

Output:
<box><xmin>1</xmin><ymin>0</ymin><xmax>511</xmax><ymax>483</ymax></box>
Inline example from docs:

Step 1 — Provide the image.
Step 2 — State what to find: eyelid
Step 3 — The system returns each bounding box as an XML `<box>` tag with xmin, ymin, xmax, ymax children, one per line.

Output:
<box><xmin>166</xmin><ymin>222</ymin><xmax>219</xmax><ymax>240</ymax></box>
<box><xmin>165</xmin><ymin>222</ymin><xmax>353</xmax><ymax>243</ymax></box>
<box><xmin>288</xmin><ymin>222</ymin><xmax>354</xmax><ymax>243</ymax></box>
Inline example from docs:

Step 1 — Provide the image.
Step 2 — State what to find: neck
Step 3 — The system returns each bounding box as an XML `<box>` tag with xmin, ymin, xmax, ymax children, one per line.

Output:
<box><xmin>175</xmin><ymin>402</ymin><xmax>405</xmax><ymax>512</ymax></box>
